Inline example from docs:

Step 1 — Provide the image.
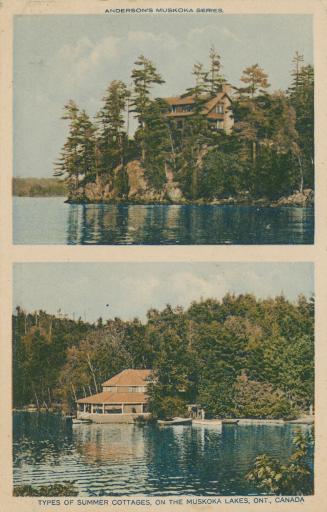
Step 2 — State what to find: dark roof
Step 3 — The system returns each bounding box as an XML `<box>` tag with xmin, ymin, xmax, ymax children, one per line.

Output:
<box><xmin>164</xmin><ymin>92</ymin><xmax>231</xmax><ymax>118</ymax></box>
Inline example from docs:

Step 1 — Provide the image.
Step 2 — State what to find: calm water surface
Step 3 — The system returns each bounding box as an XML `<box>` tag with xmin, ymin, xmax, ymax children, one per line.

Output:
<box><xmin>13</xmin><ymin>413</ymin><xmax>313</xmax><ymax>496</ymax></box>
<box><xmin>13</xmin><ymin>197</ymin><xmax>314</xmax><ymax>245</ymax></box>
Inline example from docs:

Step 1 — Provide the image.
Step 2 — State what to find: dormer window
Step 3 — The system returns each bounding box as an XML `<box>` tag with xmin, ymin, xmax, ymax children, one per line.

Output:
<box><xmin>215</xmin><ymin>104</ymin><xmax>224</xmax><ymax>114</ymax></box>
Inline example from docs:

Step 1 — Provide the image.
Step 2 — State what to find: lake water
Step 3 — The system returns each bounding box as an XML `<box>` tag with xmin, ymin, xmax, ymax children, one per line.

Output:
<box><xmin>13</xmin><ymin>197</ymin><xmax>314</xmax><ymax>245</ymax></box>
<box><xmin>13</xmin><ymin>413</ymin><xmax>313</xmax><ymax>496</ymax></box>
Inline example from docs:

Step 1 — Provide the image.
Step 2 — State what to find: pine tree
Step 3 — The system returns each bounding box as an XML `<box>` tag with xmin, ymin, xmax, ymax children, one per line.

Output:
<box><xmin>97</xmin><ymin>80</ymin><xmax>130</xmax><ymax>175</ymax></box>
<box><xmin>139</xmin><ymin>98</ymin><xmax>171</xmax><ymax>190</ymax></box>
<box><xmin>206</xmin><ymin>45</ymin><xmax>225</xmax><ymax>95</ymax></box>
<box><xmin>131</xmin><ymin>55</ymin><xmax>165</xmax><ymax>162</ymax></box>
<box><xmin>54</xmin><ymin>100</ymin><xmax>82</xmax><ymax>191</ymax></box>
<box><xmin>239</xmin><ymin>63</ymin><xmax>270</xmax><ymax>98</ymax></box>
<box><xmin>192</xmin><ymin>62</ymin><xmax>208</xmax><ymax>93</ymax></box>
<box><xmin>54</xmin><ymin>102</ymin><xmax>97</xmax><ymax>192</ymax></box>
<box><xmin>288</xmin><ymin>61</ymin><xmax>314</xmax><ymax>191</ymax></box>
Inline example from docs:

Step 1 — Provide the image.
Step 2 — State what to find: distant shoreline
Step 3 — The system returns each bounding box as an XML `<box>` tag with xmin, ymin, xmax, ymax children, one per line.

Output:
<box><xmin>13</xmin><ymin>177</ymin><xmax>68</xmax><ymax>197</ymax></box>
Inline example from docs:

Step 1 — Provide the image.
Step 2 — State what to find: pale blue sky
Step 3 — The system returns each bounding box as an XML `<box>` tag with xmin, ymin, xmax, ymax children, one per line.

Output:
<box><xmin>14</xmin><ymin>14</ymin><xmax>312</xmax><ymax>178</ymax></box>
<box><xmin>13</xmin><ymin>263</ymin><xmax>314</xmax><ymax>322</ymax></box>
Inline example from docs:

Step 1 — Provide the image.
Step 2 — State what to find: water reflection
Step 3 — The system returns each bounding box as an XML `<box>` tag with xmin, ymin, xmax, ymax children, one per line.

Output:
<box><xmin>65</xmin><ymin>204</ymin><xmax>314</xmax><ymax>245</ymax></box>
<box><xmin>13</xmin><ymin>413</ymin><xmax>313</xmax><ymax>496</ymax></box>
<box><xmin>74</xmin><ymin>424</ymin><xmax>145</xmax><ymax>464</ymax></box>
<box><xmin>13</xmin><ymin>197</ymin><xmax>314</xmax><ymax>245</ymax></box>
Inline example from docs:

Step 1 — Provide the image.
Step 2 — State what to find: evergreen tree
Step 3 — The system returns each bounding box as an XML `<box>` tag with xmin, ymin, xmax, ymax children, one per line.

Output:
<box><xmin>54</xmin><ymin>102</ymin><xmax>97</xmax><ymax>192</ymax></box>
<box><xmin>139</xmin><ymin>98</ymin><xmax>171</xmax><ymax>190</ymax></box>
<box><xmin>206</xmin><ymin>45</ymin><xmax>225</xmax><ymax>95</ymax></box>
<box><xmin>239</xmin><ymin>63</ymin><xmax>270</xmax><ymax>98</ymax></box>
<box><xmin>54</xmin><ymin>100</ymin><xmax>82</xmax><ymax>191</ymax></box>
<box><xmin>192</xmin><ymin>62</ymin><xmax>208</xmax><ymax>93</ymax></box>
<box><xmin>97</xmin><ymin>80</ymin><xmax>130</xmax><ymax>175</ymax></box>
<box><xmin>288</xmin><ymin>59</ymin><xmax>314</xmax><ymax>191</ymax></box>
<box><xmin>131</xmin><ymin>55</ymin><xmax>165</xmax><ymax>162</ymax></box>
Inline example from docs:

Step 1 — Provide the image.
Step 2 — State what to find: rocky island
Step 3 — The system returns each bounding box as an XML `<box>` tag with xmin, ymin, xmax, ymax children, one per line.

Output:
<box><xmin>55</xmin><ymin>49</ymin><xmax>313</xmax><ymax>208</ymax></box>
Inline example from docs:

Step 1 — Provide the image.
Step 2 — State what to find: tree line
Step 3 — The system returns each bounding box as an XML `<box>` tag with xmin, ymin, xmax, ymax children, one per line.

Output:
<box><xmin>54</xmin><ymin>48</ymin><xmax>314</xmax><ymax>202</ymax></box>
<box><xmin>13</xmin><ymin>293</ymin><xmax>314</xmax><ymax>419</ymax></box>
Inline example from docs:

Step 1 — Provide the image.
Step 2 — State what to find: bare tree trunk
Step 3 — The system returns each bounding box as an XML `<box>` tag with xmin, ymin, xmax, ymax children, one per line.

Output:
<box><xmin>87</xmin><ymin>353</ymin><xmax>98</xmax><ymax>393</ymax></box>
<box><xmin>48</xmin><ymin>318</ymin><xmax>52</xmax><ymax>342</ymax></box>
<box><xmin>71</xmin><ymin>383</ymin><xmax>77</xmax><ymax>402</ymax></box>
<box><xmin>168</xmin><ymin>128</ymin><xmax>176</xmax><ymax>170</ymax></box>
<box><xmin>297</xmin><ymin>154</ymin><xmax>304</xmax><ymax>193</ymax></box>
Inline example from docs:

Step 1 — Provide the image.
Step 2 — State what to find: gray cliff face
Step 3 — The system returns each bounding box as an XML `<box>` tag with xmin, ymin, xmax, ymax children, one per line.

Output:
<box><xmin>68</xmin><ymin>160</ymin><xmax>184</xmax><ymax>203</ymax></box>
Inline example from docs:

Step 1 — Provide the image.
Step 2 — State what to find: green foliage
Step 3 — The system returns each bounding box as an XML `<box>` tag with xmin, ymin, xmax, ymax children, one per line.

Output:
<box><xmin>54</xmin><ymin>101</ymin><xmax>97</xmax><ymax>192</ymax></box>
<box><xmin>138</xmin><ymin>98</ymin><xmax>170</xmax><ymax>190</ymax></box>
<box><xmin>54</xmin><ymin>50</ymin><xmax>314</xmax><ymax>203</ymax></box>
<box><xmin>149</xmin><ymin>395</ymin><xmax>187</xmax><ymax>420</ymax></box>
<box><xmin>13</xmin><ymin>295</ymin><xmax>314</xmax><ymax>420</ymax></box>
<box><xmin>13</xmin><ymin>482</ymin><xmax>78</xmax><ymax>496</ymax></box>
<box><xmin>246</xmin><ymin>432</ymin><xmax>313</xmax><ymax>495</ymax></box>
<box><xmin>199</xmin><ymin>148</ymin><xmax>245</xmax><ymax>198</ymax></box>
<box><xmin>97</xmin><ymin>80</ymin><xmax>130</xmax><ymax>175</ymax></box>
<box><xmin>233</xmin><ymin>375</ymin><xmax>298</xmax><ymax>419</ymax></box>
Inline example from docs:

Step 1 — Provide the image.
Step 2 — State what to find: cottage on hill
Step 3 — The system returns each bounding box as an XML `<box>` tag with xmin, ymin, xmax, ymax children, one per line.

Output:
<box><xmin>164</xmin><ymin>84</ymin><xmax>234</xmax><ymax>133</ymax></box>
<box><xmin>77</xmin><ymin>369</ymin><xmax>153</xmax><ymax>423</ymax></box>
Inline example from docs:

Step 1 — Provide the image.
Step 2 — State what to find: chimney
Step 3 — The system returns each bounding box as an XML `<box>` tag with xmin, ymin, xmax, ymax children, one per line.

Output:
<box><xmin>222</xmin><ymin>83</ymin><xmax>233</xmax><ymax>96</ymax></box>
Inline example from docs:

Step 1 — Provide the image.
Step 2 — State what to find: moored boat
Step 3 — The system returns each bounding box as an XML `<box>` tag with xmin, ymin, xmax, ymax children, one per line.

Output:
<box><xmin>222</xmin><ymin>419</ymin><xmax>239</xmax><ymax>425</ymax></box>
<box><xmin>192</xmin><ymin>419</ymin><xmax>222</xmax><ymax>426</ymax></box>
<box><xmin>158</xmin><ymin>417</ymin><xmax>192</xmax><ymax>426</ymax></box>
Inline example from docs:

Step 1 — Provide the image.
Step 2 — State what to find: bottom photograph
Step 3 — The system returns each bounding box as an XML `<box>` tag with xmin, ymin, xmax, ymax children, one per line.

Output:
<box><xmin>12</xmin><ymin>262</ymin><xmax>314</xmax><ymax>497</ymax></box>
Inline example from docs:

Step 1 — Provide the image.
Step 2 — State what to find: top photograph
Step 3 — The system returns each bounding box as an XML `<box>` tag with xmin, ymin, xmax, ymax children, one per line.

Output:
<box><xmin>13</xmin><ymin>12</ymin><xmax>314</xmax><ymax>245</ymax></box>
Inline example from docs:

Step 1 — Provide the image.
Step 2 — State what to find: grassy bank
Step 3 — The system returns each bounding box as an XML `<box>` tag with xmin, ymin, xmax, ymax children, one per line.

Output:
<box><xmin>13</xmin><ymin>178</ymin><xmax>68</xmax><ymax>197</ymax></box>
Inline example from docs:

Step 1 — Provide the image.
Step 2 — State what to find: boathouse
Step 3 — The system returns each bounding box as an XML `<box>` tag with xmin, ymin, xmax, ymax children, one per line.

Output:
<box><xmin>76</xmin><ymin>369</ymin><xmax>153</xmax><ymax>423</ymax></box>
<box><xmin>164</xmin><ymin>84</ymin><xmax>234</xmax><ymax>133</ymax></box>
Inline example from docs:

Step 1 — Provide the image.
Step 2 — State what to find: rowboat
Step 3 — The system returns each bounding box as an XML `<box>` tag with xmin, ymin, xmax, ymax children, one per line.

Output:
<box><xmin>192</xmin><ymin>419</ymin><xmax>222</xmax><ymax>426</ymax></box>
<box><xmin>222</xmin><ymin>419</ymin><xmax>239</xmax><ymax>424</ymax></box>
<box><xmin>72</xmin><ymin>418</ymin><xmax>92</xmax><ymax>425</ymax></box>
<box><xmin>157</xmin><ymin>417</ymin><xmax>192</xmax><ymax>426</ymax></box>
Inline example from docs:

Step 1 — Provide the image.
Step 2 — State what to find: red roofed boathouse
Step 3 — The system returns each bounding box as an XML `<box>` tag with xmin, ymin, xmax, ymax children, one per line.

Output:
<box><xmin>77</xmin><ymin>369</ymin><xmax>153</xmax><ymax>423</ymax></box>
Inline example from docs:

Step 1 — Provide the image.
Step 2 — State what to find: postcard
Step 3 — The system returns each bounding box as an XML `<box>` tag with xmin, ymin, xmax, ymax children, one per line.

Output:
<box><xmin>9</xmin><ymin>1</ymin><xmax>316</xmax><ymax>245</ymax></box>
<box><xmin>1</xmin><ymin>1</ymin><xmax>327</xmax><ymax>512</ymax></box>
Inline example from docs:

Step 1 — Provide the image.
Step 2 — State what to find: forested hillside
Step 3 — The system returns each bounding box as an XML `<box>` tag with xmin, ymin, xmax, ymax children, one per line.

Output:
<box><xmin>54</xmin><ymin>49</ymin><xmax>314</xmax><ymax>204</ymax></box>
<box><xmin>13</xmin><ymin>294</ymin><xmax>314</xmax><ymax>419</ymax></box>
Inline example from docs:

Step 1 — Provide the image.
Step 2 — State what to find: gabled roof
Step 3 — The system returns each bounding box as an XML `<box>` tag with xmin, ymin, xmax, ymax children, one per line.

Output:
<box><xmin>164</xmin><ymin>95</ymin><xmax>196</xmax><ymax>106</ymax></box>
<box><xmin>77</xmin><ymin>391</ymin><xmax>148</xmax><ymax>404</ymax></box>
<box><xmin>102</xmin><ymin>369</ymin><xmax>152</xmax><ymax>387</ymax></box>
<box><xmin>164</xmin><ymin>92</ymin><xmax>231</xmax><ymax>113</ymax></box>
<box><xmin>203</xmin><ymin>92</ymin><xmax>227</xmax><ymax>113</ymax></box>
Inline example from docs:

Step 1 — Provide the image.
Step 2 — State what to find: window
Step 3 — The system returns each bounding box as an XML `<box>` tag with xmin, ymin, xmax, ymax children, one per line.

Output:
<box><xmin>104</xmin><ymin>405</ymin><xmax>122</xmax><ymax>414</ymax></box>
<box><xmin>216</xmin><ymin>120</ymin><xmax>224</xmax><ymax>129</ymax></box>
<box><xmin>215</xmin><ymin>104</ymin><xmax>224</xmax><ymax>114</ymax></box>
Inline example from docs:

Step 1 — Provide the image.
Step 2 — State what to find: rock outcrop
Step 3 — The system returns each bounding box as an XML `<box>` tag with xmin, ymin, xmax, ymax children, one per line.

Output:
<box><xmin>67</xmin><ymin>161</ymin><xmax>314</xmax><ymax>207</ymax></box>
<box><xmin>68</xmin><ymin>160</ymin><xmax>183</xmax><ymax>204</ymax></box>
